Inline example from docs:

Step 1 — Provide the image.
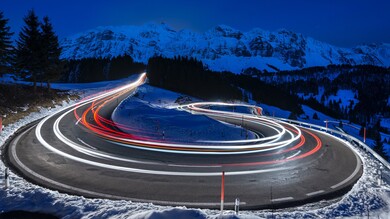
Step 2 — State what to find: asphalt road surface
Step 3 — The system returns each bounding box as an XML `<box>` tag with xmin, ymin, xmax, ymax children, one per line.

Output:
<box><xmin>4</xmin><ymin>74</ymin><xmax>362</xmax><ymax>210</ymax></box>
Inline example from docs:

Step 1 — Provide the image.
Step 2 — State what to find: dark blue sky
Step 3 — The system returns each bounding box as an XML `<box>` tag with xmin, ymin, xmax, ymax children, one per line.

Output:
<box><xmin>1</xmin><ymin>0</ymin><xmax>389</xmax><ymax>47</ymax></box>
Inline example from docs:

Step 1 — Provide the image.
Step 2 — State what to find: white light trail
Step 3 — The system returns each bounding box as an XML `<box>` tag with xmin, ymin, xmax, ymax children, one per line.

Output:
<box><xmin>33</xmin><ymin>73</ymin><xmax>309</xmax><ymax>175</ymax></box>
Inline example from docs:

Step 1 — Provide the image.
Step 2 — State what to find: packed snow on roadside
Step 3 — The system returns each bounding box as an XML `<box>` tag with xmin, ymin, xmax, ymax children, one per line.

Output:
<box><xmin>1</xmin><ymin>76</ymin><xmax>390</xmax><ymax>218</ymax></box>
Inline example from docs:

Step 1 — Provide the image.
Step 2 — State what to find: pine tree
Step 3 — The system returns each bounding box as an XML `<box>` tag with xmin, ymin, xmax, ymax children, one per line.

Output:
<box><xmin>40</xmin><ymin>16</ymin><xmax>62</xmax><ymax>90</ymax></box>
<box><xmin>14</xmin><ymin>9</ymin><xmax>42</xmax><ymax>94</ymax></box>
<box><xmin>0</xmin><ymin>11</ymin><xmax>13</xmax><ymax>75</ymax></box>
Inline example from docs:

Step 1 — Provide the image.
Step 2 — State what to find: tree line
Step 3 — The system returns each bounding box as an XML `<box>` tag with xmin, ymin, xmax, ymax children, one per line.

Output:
<box><xmin>0</xmin><ymin>11</ymin><xmax>13</xmax><ymax>76</ymax></box>
<box><xmin>253</xmin><ymin>64</ymin><xmax>390</xmax><ymax>160</ymax></box>
<box><xmin>148</xmin><ymin>57</ymin><xmax>389</xmax><ymax>160</ymax></box>
<box><xmin>0</xmin><ymin>10</ymin><xmax>146</xmax><ymax>88</ymax></box>
<box><xmin>0</xmin><ymin>10</ymin><xmax>62</xmax><ymax>93</ymax></box>
<box><xmin>147</xmin><ymin>56</ymin><xmax>243</xmax><ymax>101</ymax></box>
<box><xmin>147</xmin><ymin>56</ymin><xmax>303</xmax><ymax>114</ymax></box>
<box><xmin>255</xmin><ymin>64</ymin><xmax>390</xmax><ymax>126</ymax></box>
<box><xmin>63</xmin><ymin>55</ymin><xmax>145</xmax><ymax>83</ymax></box>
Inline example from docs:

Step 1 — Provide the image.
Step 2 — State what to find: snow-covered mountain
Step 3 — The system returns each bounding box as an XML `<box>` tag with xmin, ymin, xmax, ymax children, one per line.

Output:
<box><xmin>61</xmin><ymin>23</ymin><xmax>390</xmax><ymax>73</ymax></box>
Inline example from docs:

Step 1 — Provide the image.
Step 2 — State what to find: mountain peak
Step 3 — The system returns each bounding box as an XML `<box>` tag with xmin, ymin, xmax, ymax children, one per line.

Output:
<box><xmin>207</xmin><ymin>25</ymin><xmax>243</xmax><ymax>39</ymax></box>
<box><xmin>142</xmin><ymin>22</ymin><xmax>177</xmax><ymax>33</ymax></box>
<box><xmin>61</xmin><ymin>23</ymin><xmax>390</xmax><ymax>72</ymax></box>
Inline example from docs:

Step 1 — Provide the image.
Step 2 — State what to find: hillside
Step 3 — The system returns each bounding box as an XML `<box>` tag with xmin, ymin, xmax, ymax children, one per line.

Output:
<box><xmin>61</xmin><ymin>23</ymin><xmax>390</xmax><ymax>73</ymax></box>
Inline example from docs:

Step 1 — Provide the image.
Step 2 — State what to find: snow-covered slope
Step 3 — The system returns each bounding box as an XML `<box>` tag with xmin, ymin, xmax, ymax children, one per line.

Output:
<box><xmin>61</xmin><ymin>23</ymin><xmax>390</xmax><ymax>73</ymax></box>
<box><xmin>111</xmin><ymin>84</ymin><xmax>256</xmax><ymax>142</ymax></box>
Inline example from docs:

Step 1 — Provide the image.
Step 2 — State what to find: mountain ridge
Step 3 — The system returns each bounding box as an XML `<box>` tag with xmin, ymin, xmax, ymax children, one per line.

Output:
<box><xmin>60</xmin><ymin>23</ymin><xmax>390</xmax><ymax>73</ymax></box>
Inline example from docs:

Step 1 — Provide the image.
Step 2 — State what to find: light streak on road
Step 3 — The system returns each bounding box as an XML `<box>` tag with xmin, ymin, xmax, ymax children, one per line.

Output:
<box><xmin>34</xmin><ymin>73</ymin><xmax>325</xmax><ymax>175</ymax></box>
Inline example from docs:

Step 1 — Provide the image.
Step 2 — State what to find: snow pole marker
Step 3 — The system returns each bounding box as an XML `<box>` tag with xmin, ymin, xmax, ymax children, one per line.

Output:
<box><xmin>324</xmin><ymin>120</ymin><xmax>328</xmax><ymax>132</ymax></box>
<box><xmin>220</xmin><ymin>171</ymin><xmax>225</xmax><ymax>215</ymax></box>
<box><xmin>363</xmin><ymin>127</ymin><xmax>366</xmax><ymax>143</ymax></box>
<box><xmin>234</xmin><ymin>198</ymin><xmax>240</xmax><ymax>215</ymax></box>
<box><xmin>4</xmin><ymin>167</ymin><xmax>9</xmax><ymax>189</ymax></box>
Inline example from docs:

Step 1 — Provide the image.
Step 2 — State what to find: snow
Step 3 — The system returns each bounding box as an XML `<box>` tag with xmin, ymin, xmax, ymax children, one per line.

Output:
<box><xmin>327</xmin><ymin>89</ymin><xmax>358</xmax><ymax>109</ymax></box>
<box><xmin>382</xmin><ymin>118</ymin><xmax>390</xmax><ymax>131</ymax></box>
<box><xmin>128</xmin><ymin>208</ymin><xmax>207</xmax><ymax>219</ymax></box>
<box><xmin>297</xmin><ymin>88</ymin><xmax>359</xmax><ymax>114</ymax></box>
<box><xmin>259</xmin><ymin>102</ymin><xmax>390</xmax><ymax>157</ymax></box>
<box><xmin>0</xmin><ymin>73</ymin><xmax>140</xmax><ymax>91</ymax></box>
<box><xmin>1</xmin><ymin>76</ymin><xmax>390</xmax><ymax>218</ymax></box>
<box><xmin>297</xmin><ymin>86</ymin><xmax>325</xmax><ymax>102</ymax></box>
<box><xmin>298</xmin><ymin>88</ymin><xmax>358</xmax><ymax>109</ymax></box>
<box><xmin>111</xmin><ymin>84</ymin><xmax>256</xmax><ymax>142</ymax></box>
<box><xmin>60</xmin><ymin>23</ymin><xmax>390</xmax><ymax>73</ymax></box>
<box><xmin>300</xmin><ymin>105</ymin><xmax>335</xmax><ymax>125</ymax></box>
<box><xmin>258</xmin><ymin>104</ymin><xmax>291</xmax><ymax>118</ymax></box>
<box><xmin>132</xmin><ymin>84</ymin><xmax>189</xmax><ymax>109</ymax></box>
<box><xmin>203</xmin><ymin>56</ymin><xmax>297</xmax><ymax>73</ymax></box>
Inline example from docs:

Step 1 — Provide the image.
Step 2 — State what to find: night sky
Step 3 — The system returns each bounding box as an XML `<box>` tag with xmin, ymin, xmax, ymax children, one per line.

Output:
<box><xmin>1</xmin><ymin>0</ymin><xmax>389</xmax><ymax>47</ymax></box>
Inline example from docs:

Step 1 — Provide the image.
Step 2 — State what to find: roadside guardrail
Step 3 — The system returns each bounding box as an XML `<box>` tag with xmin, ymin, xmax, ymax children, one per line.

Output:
<box><xmin>268</xmin><ymin>116</ymin><xmax>390</xmax><ymax>171</ymax></box>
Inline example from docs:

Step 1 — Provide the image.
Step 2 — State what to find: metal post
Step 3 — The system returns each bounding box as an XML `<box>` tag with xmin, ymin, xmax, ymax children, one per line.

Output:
<box><xmin>4</xmin><ymin>167</ymin><xmax>9</xmax><ymax>189</ymax></box>
<box><xmin>241</xmin><ymin>116</ymin><xmax>244</xmax><ymax>136</ymax></box>
<box><xmin>270</xmin><ymin>185</ymin><xmax>274</xmax><ymax>218</ymax></box>
<box><xmin>363</xmin><ymin>127</ymin><xmax>366</xmax><ymax>143</ymax></box>
<box><xmin>325</xmin><ymin>120</ymin><xmax>328</xmax><ymax>132</ymax></box>
<box><xmin>4</xmin><ymin>168</ymin><xmax>8</xmax><ymax>179</ymax></box>
<box><xmin>5</xmin><ymin>177</ymin><xmax>9</xmax><ymax>189</ymax></box>
<box><xmin>220</xmin><ymin>171</ymin><xmax>225</xmax><ymax>215</ymax></box>
<box><xmin>234</xmin><ymin>198</ymin><xmax>240</xmax><ymax>215</ymax></box>
<box><xmin>0</xmin><ymin>117</ymin><xmax>2</xmax><ymax>135</ymax></box>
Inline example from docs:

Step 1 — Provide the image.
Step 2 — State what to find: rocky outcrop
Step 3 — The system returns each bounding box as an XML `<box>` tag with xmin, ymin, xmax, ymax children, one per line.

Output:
<box><xmin>60</xmin><ymin>23</ymin><xmax>390</xmax><ymax>73</ymax></box>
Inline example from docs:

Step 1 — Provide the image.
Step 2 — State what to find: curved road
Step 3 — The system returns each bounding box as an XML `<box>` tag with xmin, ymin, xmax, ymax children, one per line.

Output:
<box><xmin>4</xmin><ymin>74</ymin><xmax>363</xmax><ymax>209</ymax></box>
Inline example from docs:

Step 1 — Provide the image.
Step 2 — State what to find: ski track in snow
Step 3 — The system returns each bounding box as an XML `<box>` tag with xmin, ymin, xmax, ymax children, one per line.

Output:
<box><xmin>1</xmin><ymin>79</ymin><xmax>390</xmax><ymax>218</ymax></box>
